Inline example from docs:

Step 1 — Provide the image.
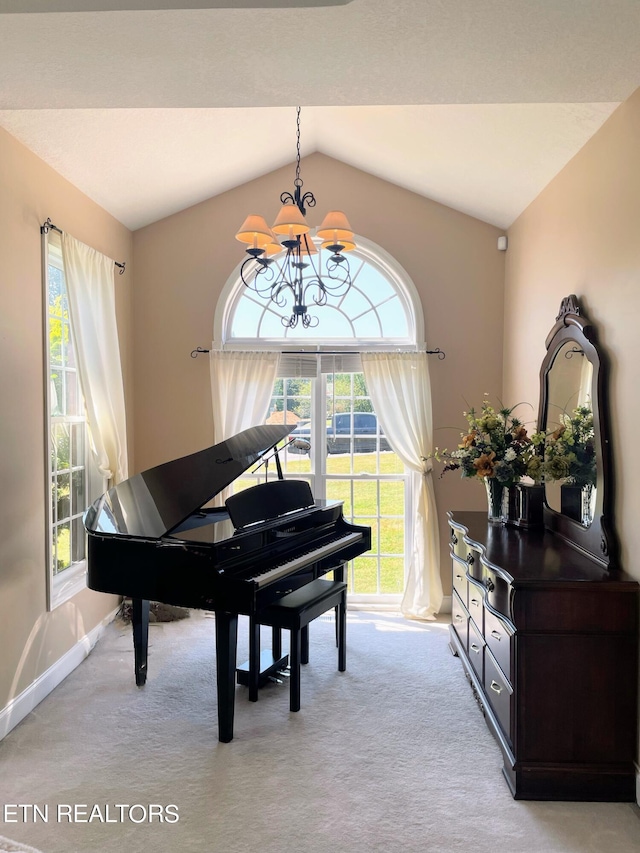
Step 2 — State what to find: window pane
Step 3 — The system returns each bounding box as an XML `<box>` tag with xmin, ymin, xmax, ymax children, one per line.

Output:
<box><xmin>65</xmin><ymin>370</ymin><xmax>80</xmax><ymax>416</ymax></box>
<box><xmin>380</xmin><ymin>481</ymin><xmax>404</xmax><ymax>516</ymax></box>
<box><xmin>283</xmin><ymin>452</ymin><xmax>311</xmax><ymax>476</ymax></box>
<box><xmin>259</xmin><ymin>307</ymin><xmax>288</xmax><ymax>338</ymax></box>
<box><xmin>53</xmin><ymin>423</ymin><xmax>70</xmax><ymax>470</ymax></box>
<box><xmin>229</xmin><ymin>296</ymin><xmax>264</xmax><ymax>338</ymax></box>
<box><xmin>352</xmin><ymin>479</ymin><xmax>377</xmax><ymax>517</ymax></box>
<box><xmin>380</xmin><ymin>518</ymin><xmax>404</xmax><ymax>555</ymax></box>
<box><xmin>50</xmin><ymin>477</ymin><xmax>57</xmax><ymax>523</ymax></box>
<box><xmin>54</xmin><ymin>522</ymin><xmax>71</xmax><ymax>574</ymax></box>
<box><xmin>56</xmin><ymin>472</ymin><xmax>70</xmax><ymax>520</ymax></box>
<box><xmin>50</xmin><ymin>371</ymin><xmax>63</xmax><ymax>416</ymax></box>
<box><xmin>71</xmin><ymin>470</ymin><xmax>86</xmax><ymax>515</ymax></box>
<box><xmin>72</xmin><ymin>517</ymin><xmax>86</xmax><ymax>563</ymax></box>
<box><xmin>380</xmin><ymin>557</ymin><xmax>404</xmax><ymax>594</ymax></box>
<box><xmin>49</xmin><ymin>317</ymin><xmax>64</xmax><ymax>366</ymax></box>
<box><xmin>286</xmin><ymin>378</ymin><xmax>311</xmax><ymax>397</ymax></box>
<box><xmin>65</xmin><ymin>327</ymin><xmax>76</xmax><ymax>368</ymax></box>
<box><xmin>352</xmin><ymin>556</ymin><xmax>378</xmax><ymax>594</ymax></box>
<box><xmin>378</xmin><ymin>297</ymin><xmax>409</xmax><ymax>338</ymax></box>
<box><xmin>71</xmin><ymin>423</ymin><xmax>85</xmax><ymax>467</ymax></box>
<box><xmin>48</xmin><ymin>266</ymin><xmax>64</xmax><ymax>314</ymax></box>
<box><xmin>326</xmin><ymin>479</ymin><xmax>352</xmax><ymax>516</ymax></box>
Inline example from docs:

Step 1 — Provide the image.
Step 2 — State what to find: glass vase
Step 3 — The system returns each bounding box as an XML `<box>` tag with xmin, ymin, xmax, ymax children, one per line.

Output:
<box><xmin>485</xmin><ymin>477</ymin><xmax>508</xmax><ymax>523</ymax></box>
<box><xmin>581</xmin><ymin>483</ymin><xmax>594</xmax><ymax>527</ymax></box>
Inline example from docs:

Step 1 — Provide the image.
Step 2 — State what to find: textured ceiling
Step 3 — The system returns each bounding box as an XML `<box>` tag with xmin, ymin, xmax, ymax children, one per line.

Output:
<box><xmin>0</xmin><ymin>1</ymin><xmax>638</xmax><ymax>230</ymax></box>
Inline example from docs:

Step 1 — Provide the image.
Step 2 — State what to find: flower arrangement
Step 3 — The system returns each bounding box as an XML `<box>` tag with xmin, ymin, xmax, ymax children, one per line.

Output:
<box><xmin>540</xmin><ymin>404</ymin><xmax>596</xmax><ymax>488</ymax></box>
<box><xmin>432</xmin><ymin>396</ymin><xmax>539</xmax><ymax>488</ymax></box>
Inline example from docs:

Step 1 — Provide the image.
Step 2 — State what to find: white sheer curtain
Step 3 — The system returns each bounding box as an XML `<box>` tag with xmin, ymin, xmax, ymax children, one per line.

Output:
<box><xmin>60</xmin><ymin>232</ymin><xmax>128</xmax><ymax>485</ymax></box>
<box><xmin>361</xmin><ymin>352</ymin><xmax>442</xmax><ymax>620</ymax></box>
<box><xmin>209</xmin><ymin>350</ymin><xmax>279</xmax><ymax>506</ymax></box>
<box><xmin>209</xmin><ymin>350</ymin><xmax>279</xmax><ymax>443</ymax></box>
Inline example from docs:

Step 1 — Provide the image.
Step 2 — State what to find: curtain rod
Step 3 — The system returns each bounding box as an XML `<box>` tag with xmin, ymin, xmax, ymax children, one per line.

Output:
<box><xmin>41</xmin><ymin>218</ymin><xmax>126</xmax><ymax>275</ymax></box>
<box><xmin>191</xmin><ymin>347</ymin><xmax>446</xmax><ymax>360</ymax></box>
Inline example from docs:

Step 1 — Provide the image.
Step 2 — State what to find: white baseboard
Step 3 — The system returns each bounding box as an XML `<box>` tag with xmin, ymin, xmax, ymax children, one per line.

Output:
<box><xmin>0</xmin><ymin>606</ymin><xmax>119</xmax><ymax>741</ymax></box>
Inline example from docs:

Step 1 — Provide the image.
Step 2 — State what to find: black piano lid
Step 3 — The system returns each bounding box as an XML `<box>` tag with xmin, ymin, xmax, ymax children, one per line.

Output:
<box><xmin>84</xmin><ymin>424</ymin><xmax>295</xmax><ymax>540</ymax></box>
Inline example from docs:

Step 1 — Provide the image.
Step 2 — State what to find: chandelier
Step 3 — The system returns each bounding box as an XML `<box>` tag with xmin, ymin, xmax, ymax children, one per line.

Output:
<box><xmin>235</xmin><ymin>107</ymin><xmax>356</xmax><ymax>329</ymax></box>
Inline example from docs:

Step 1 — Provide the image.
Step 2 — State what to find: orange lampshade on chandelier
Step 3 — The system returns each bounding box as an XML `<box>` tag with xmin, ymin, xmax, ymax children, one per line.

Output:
<box><xmin>235</xmin><ymin>107</ymin><xmax>355</xmax><ymax>329</ymax></box>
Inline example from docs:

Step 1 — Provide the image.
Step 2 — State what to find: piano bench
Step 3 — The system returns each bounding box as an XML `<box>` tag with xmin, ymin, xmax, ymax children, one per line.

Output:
<box><xmin>252</xmin><ymin>578</ymin><xmax>347</xmax><ymax>713</ymax></box>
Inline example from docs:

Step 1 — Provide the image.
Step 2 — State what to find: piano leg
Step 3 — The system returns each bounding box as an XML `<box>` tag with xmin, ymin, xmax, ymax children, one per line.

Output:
<box><xmin>248</xmin><ymin>616</ymin><xmax>260</xmax><ymax>702</ymax></box>
<box><xmin>290</xmin><ymin>627</ymin><xmax>302</xmax><ymax>713</ymax></box>
<box><xmin>272</xmin><ymin>626</ymin><xmax>282</xmax><ymax>660</ymax></box>
<box><xmin>215</xmin><ymin>610</ymin><xmax>238</xmax><ymax>743</ymax></box>
<box><xmin>131</xmin><ymin>598</ymin><xmax>150</xmax><ymax>687</ymax></box>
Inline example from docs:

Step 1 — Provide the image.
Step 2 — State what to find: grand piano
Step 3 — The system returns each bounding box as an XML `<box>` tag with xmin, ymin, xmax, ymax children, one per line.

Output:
<box><xmin>84</xmin><ymin>424</ymin><xmax>371</xmax><ymax>742</ymax></box>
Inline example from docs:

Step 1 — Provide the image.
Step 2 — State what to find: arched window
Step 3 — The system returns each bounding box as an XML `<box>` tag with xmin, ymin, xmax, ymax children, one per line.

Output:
<box><xmin>213</xmin><ymin>237</ymin><xmax>424</xmax><ymax>603</ymax></box>
<box><xmin>215</xmin><ymin>236</ymin><xmax>423</xmax><ymax>349</ymax></box>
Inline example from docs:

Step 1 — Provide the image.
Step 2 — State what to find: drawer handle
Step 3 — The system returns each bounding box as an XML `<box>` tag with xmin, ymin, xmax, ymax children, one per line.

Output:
<box><xmin>455</xmin><ymin>573</ymin><xmax>463</xmax><ymax>580</ymax></box>
<box><xmin>470</xmin><ymin>598</ymin><xmax>479</xmax><ymax>606</ymax></box>
<box><xmin>490</xmin><ymin>630</ymin><xmax>502</xmax><ymax>641</ymax></box>
<box><xmin>454</xmin><ymin>614</ymin><xmax>463</xmax><ymax>622</ymax></box>
<box><xmin>485</xmin><ymin>577</ymin><xmax>495</xmax><ymax>592</ymax></box>
<box><xmin>466</xmin><ymin>553</ymin><xmax>475</xmax><ymax>565</ymax></box>
<box><xmin>451</xmin><ymin>534</ymin><xmax>458</xmax><ymax>545</ymax></box>
<box><xmin>490</xmin><ymin>680</ymin><xmax>502</xmax><ymax>695</ymax></box>
<box><xmin>470</xmin><ymin>643</ymin><xmax>481</xmax><ymax>654</ymax></box>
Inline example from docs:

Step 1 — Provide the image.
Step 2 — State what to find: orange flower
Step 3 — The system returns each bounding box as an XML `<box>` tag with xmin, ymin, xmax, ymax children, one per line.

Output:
<box><xmin>552</xmin><ymin>425</ymin><xmax>566</xmax><ymax>441</ymax></box>
<box><xmin>513</xmin><ymin>426</ymin><xmax>529</xmax><ymax>442</ymax></box>
<box><xmin>473</xmin><ymin>451</ymin><xmax>496</xmax><ymax>478</ymax></box>
<box><xmin>461</xmin><ymin>430</ymin><xmax>477</xmax><ymax>448</ymax></box>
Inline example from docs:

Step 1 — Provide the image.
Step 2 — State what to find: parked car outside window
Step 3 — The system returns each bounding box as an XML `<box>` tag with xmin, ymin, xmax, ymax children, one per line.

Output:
<box><xmin>288</xmin><ymin>412</ymin><xmax>391</xmax><ymax>454</ymax></box>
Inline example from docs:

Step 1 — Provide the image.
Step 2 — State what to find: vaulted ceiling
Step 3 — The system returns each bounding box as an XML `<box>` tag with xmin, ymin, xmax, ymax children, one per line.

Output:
<box><xmin>0</xmin><ymin>1</ymin><xmax>638</xmax><ymax>231</ymax></box>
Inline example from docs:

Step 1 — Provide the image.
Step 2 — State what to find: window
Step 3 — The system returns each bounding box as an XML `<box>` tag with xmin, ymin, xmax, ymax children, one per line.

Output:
<box><xmin>44</xmin><ymin>234</ymin><xmax>103</xmax><ymax>609</ymax></box>
<box><xmin>217</xmin><ymin>235</ymin><xmax>424</xmax><ymax>604</ymax></box>
<box><xmin>216</xmin><ymin>235</ymin><xmax>420</xmax><ymax>349</ymax></box>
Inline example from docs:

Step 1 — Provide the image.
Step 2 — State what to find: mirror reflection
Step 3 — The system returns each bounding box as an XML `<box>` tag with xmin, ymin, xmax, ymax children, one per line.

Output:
<box><xmin>544</xmin><ymin>341</ymin><xmax>596</xmax><ymax>525</ymax></box>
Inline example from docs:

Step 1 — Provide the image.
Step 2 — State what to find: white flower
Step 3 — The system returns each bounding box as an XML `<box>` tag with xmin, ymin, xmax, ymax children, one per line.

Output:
<box><xmin>505</xmin><ymin>447</ymin><xmax>517</xmax><ymax>462</ymax></box>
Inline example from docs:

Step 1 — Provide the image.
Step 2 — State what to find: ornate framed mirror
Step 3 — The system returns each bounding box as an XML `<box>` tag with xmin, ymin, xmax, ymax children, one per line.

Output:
<box><xmin>537</xmin><ymin>295</ymin><xmax>617</xmax><ymax>568</ymax></box>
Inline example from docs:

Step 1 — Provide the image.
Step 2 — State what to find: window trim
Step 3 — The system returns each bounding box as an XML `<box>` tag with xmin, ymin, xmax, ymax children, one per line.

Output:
<box><xmin>42</xmin><ymin>232</ymin><xmax>105</xmax><ymax>611</ymax></box>
<box><xmin>214</xmin><ymin>234</ymin><xmax>425</xmax><ymax>350</ymax></box>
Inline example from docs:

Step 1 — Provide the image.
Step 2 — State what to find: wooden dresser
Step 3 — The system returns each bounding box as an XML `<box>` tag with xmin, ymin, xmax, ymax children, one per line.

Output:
<box><xmin>448</xmin><ymin>510</ymin><xmax>638</xmax><ymax>801</ymax></box>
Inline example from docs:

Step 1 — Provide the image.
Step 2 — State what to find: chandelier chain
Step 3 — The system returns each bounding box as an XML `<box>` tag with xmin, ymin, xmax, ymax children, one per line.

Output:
<box><xmin>236</xmin><ymin>105</ymin><xmax>354</xmax><ymax>329</ymax></box>
<box><xmin>295</xmin><ymin>106</ymin><xmax>302</xmax><ymax>187</ymax></box>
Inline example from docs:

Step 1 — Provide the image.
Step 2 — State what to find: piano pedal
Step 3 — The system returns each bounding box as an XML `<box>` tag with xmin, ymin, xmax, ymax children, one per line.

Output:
<box><xmin>276</xmin><ymin>668</ymin><xmax>291</xmax><ymax>678</ymax></box>
<box><xmin>268</xmin><ymin>676</ymin><xmax>284</xmax><ymax>684</ymax></box>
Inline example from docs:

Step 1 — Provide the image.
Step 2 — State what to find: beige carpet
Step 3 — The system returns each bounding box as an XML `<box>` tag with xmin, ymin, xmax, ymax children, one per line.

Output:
<box><xmin>0</xmin><ymin>836</ymin><xmax>44</xmax><ymax>853</ymax></box>
<box><xmin>0</xmin><ymin>611</ymin><xmax>639</xmax><ymax>853</ymax></box>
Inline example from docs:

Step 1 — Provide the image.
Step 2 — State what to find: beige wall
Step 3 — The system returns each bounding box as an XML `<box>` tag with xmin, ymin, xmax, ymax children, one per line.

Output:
<box><xmin>504</xmin><ymin>88</ymin><xmax>640</xmax><ymax>760</ymax></box>
<box><xmin>504</xmin><ymin>87</ymin><xmax>640</xmax><ymax>582</ymax></box>
<box><xmin>133</xmin><ymin>153</ymin><xmax>505</xmax><ymax>593</ymax></box>
<box><xmin>0</xmin><ymin>127</ymin><xmax>133</xmax><ymax>714</ymax></box>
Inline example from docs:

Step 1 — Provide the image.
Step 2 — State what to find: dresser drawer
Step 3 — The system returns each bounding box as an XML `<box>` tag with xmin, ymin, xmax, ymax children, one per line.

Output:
<box><xmin>465</xmin><ymin>547</ymin><xmax>482</xmax><ymax>582</ymax></box>
<box><xmin>451</xmin><ymin>590</ymin><xmax>468</xmax><ymax>652</ymax></box>
<box><xmin>467</xmin><ymin>578</ymin><xmax>484</xmax><ymax>633</ymax></box>
<box><xmin>484</xmin><ymin>607</ymin><xmax>514</xmax><ymax>684</ymax></box>
<box><xmin>484</xmin><ymin>649</ymin><xmax>513</xmax><ymax>744</ymax></box>
<box><xmin>483</xmin><ymin>565</ymin><xmax>512</xmax><ymax>620</ymax></box>
<box><xmin>450</xmin><ymin>526</ymin><xmax>468</xmax><ymax>561</ymax></box>
<box><xmin>452</xmin><ymin>555</ymin><xmax>468</xmax><ymax>606</ymax></box>
<box><xmin>467</xmin><ymin>618</ymin><xmax>485</xmax><ymax>682</ymax></box>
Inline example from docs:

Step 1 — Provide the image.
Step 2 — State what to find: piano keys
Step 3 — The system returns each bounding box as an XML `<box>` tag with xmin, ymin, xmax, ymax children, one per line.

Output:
<box><xmin>84</xmin><ymin>424</ymin><xmax>371</xmax><ymax>742</ymax></box>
